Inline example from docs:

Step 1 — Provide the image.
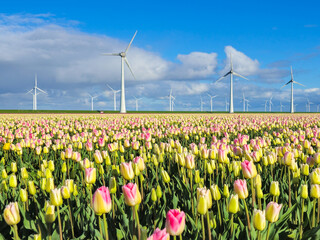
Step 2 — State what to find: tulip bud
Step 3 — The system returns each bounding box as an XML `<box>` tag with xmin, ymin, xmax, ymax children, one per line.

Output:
<box><xmin>40</xmin><ymin>178</ymin><xmax>46</xmax><ymax>191</ymax></box>
<box><xmin>34</xmin><ymin>234</ymin><xmax>41</xmax><ymax>240</ymax></box>
<box><xmin>195</xmin><ymin>170</ymin><xmax>201</xmax><ymax>184</ymax></box>
<box><xmin>2</xmin><ymin>169</ymin><xmax>8</xmax><ymax>179</ymax></box>
<box><xmin>61</xmin><ymin>186</ymin><xmax>71</xmax><ymax>199</ymax></box>
<box><xmin>310</xmin><ymin>184</ymin><xmax>320</xmax><ymax>199</ymax></box>
<box><xmin>301</xmin><ymin>164</ymin><xmax>309</xmax><ymax>176</ymax></box>
<box><xmin>165</xmin><ymin>209</ymin><xmax>185</xmax><ymax>236</ymax></box>
<box><xmin>3</xmin><ymin>202</ymin><xmax>21</xmax><ymax>225</ymax></box>
<box><xmin>61</xmin><ymin>162</ymin><xmax>67</xmax><ymax>173</ymax></box>
<box><xmin>48</xmin><ymin>161</ymin><xmax>55</xmax><ymax>171</ymax></box>
<box><xmin>255</xmin><ymin>174</ymin><xmax>262</xmax><ymax>189</ymax></box>
<box><xmin>161</xmin><ymin>168</ymin><xmax>170</xmax><ymax>183</ymax></box>
<box><xmin>50</xmin><ymin>188</ymin><xmax>63</xmax><ymax>206</ymax></box>
<box><xmin>210</xmin><ymin>184</ymin><xmax>221</xmax><ymax>201</ymax></box>
<box><xmin>120</xmin><ymin>162</ymin><xmax>135</xmax><ymax>181</ymax></box>
<box><xmin>45</xmin><ymin>169</ymin><xmax>52</xmax><ymax>179</ymax></box>
<box><xmin>85</xmin><ymin>168</ymin><xmax>96</xmax><ymax>184</ymax></box>
<box><xmin>270</xmin><ymin>181</ymin><xmax>280</xmax><ymax>197</ymax></box>
<box><xmin>301</xmin><ymin>184</ymin><xmax>308</xmax><ymax>199</ymax></box>
<box><xmin>109</xmin><ymin>177</ymin><xmax>117</xmax><ymax>194</ymax></box>
<box><xmin>241</xmin><ymin>160</ymin><xmax>257</xmax><ymax>179</ymax></box>
<box><xmin>156</xmin><ymin>185</ymin><xmax>162</xmax><ymax>199</ymax></box>
<box><xmin>122</xmin><ymin>183</ymin><xmax>142</xmax><ymax>206</ymax></box>
<box><xmin>253</xmin><ymin>209</ymin><xmax>266</xmax><ymax>231</ymax></box>
<box><xmin>11</xmin><ymin>162</ymin><xmax>17</xmax><ymax>173</ymax></box>
<box><xmin>46</xmin><ymin>178</ymin><xmax>55</xmax><ymax>193</ymax></box>
<box><xmin>310</xmin><ymin>169</ymin><xmax>320</xmax><ymax>184</ymax></box>
<box><xmin>234</xmin><ymin>179</ymin><xmax>248</xmax><ymax>199</ymax></box>
<box><xmin>20</xmin><ymin>188</ymin><xmax>28</xmax><ymax>202</ymax></box>
<box><xmin>265</xmin><ymin>202</ymin><xmax>282</xmax><ymax>222</ymax></box>
<box><xmin>73</xmin><ymin>184</ymin><xmax>78</xmax><ymax>197</ymax></box>
<box><xmin>21</xmin><ymin>168</ymin><xmax>29</xmax><ymax>179</ymax></box>
<box><xmin>9</xmin><ymin>174</ymin><xmax>17</xmax><ymax>188</ymax></box>
<box><xmin>45</xmin><ymin>202</ymin><xmax>56</xmax><ymax>223</ymax></box>
<box><xmin>197</xmin><ymin>194</ymin><xmax>208</xmax><ymax>215</ymax></box>
<box><xmin>228</xmin><ymin>194</ymin><xmax>239</xmax><ymax>214</ymax></box>
<box><xmin>256</xmin><ymin>187</ymin><xmax>264</xmax><ymax>199</ymax></box>
<box><xmin>28</xmin><ymin>181</ymin><xmax>37</xmax><ymax>196</ymax></box>
<box><xmin>223</xmin><ymin>184</ymin><xmax>230</xmax><ymax>198</ymax></box>
<box><xmin>1</xmin><ymin>180</ymin><xmax>8</xmax><ymax>192</ymax></box>
<box><xmin>92</xmin><ymin>186</ymin><xmax>112</xmax><ymax>215</ymax></box>
<box><xmin>151</xmin><ymin>188</ymin><xmax>157</xmax><ymax>202</ymax></box>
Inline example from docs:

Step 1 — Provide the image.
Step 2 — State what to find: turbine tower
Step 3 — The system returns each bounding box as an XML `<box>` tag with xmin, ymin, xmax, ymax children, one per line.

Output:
<box><xmin>281</xmin><ymin>66</ymin><xmax>305</xmax><ymax>113</ymax></box>
<box><xmin>264</xmin><ymin>100</ymin><xmax>268</xmax><ymax>112</ymax></box>
<box><xmin>269</xmin><ymin>96</ymin><xmax>273</xmax><ymax>112</ymax></box>
<box><xmin>207</xmin><ymin>94</ymin><xmax>218</xmax><ymax>112</ymax></box>
<box><xmin>107</xmin><ymin>84</ymin><xmax>120</xmax><ymax>111</ymax></box>
<box><xmin>307</xmin><ymin>98</ymin><xmax>313</xmax><ymax>112</ymax></box>
<box><xmin>26</xmin><ymin>74</ymin><xmax>47</xmax><ymax>110</ymax></box>
<box><xmin>225</xmin><ymin>98</ymin><xmax>229</xmax><ymax>112</ymax></box>
<box><xmin>134</xmin><ymin>96</ymin><xmax>142</xmax><ymax>111</ymax></box>
<box><xmin>280</xmin><ymin>102</ymin><xmax>284</xmax><ymax>112</ymax></box>
<box><xmin>168</xmin><ymin>89</ymin><xmax>175</xmax><ymax>111</ymax></box>
<box><xmin>102</xmin><ymin>31</ymin><xmax>137</xmax><ymax>113</ymax></box>
<box><xmin>200</xmin><ymin>97</ymin><xmax>205</xmax><ymax>112</ymax></box>
<box><xmin>216</xmin><ymin>54</ymin><xmax>248</xmax><ymax>113</ymax></box>
<box><xmin>88</xmin><ymin>93</ymin><xmax>100</xmax><ymax>111</ymax></box>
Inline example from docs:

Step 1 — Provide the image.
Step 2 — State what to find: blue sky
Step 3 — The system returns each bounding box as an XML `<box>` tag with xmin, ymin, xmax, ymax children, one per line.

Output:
<box><xmin>0</xmin><ymin>0</ymin><xmax>319</xmax><ymax>111</ymax></box>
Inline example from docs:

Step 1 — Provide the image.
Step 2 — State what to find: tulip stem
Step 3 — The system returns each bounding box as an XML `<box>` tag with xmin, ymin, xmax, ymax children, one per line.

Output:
<box><xmin>288</xmin><ymin>167</ymin><xmax>291</xmax><ymax>209</ymax></box>
<box><xmin>67</xmin><ymin>199</ymin><xmax>75</xmax><ymax>239</ymax></box>
<box><xmin>258</xmin><ymin>198</ymin><xmax>262</xmax><ymax>210</ymax></box>
<box><xmin>13</xmin><ymin>224</ymin><xmax>19</xmax><ymax>240</ymax></box>
<box><xmin>103</xmin><ymin>213</ymin><xmax>109</xmax><ymax>240</ymax></box>
<box><xmin>206</xmin><ymin>211</ymin><xmax>212</xmax><ymax>240</ymax></box>
<box><xmin>266</xmin><ymin>223</ymin><xmax>271</xmax><ymax>240</ymax></box>
<box><xmin>300</xmin><ymin>198</ymin><xmax>305</xmax><ymax>239</ymax></box>
<box><xmin>257</xmin><ymin>230</ymin><xmax>261</xmax><ymax>240</ymax></box>
<box><xmin>312</xmin><ymin>199</ymin><xmax>316</xmax><ymax>228</ymax></box>
<box><xmin>134</xmin><ymin>206</ymin><xmax>141</xmax><ymax>240</ymax></box>
<box><xmin>242</xmin><ymin>199</ymin><xmax>251</xmax><ymax>239</ymax></box>
<box><xmin>57</xmin><ymin>207</ymin><xmax>63</xmax><ymax>240</ymax></box>
<box><xmin>250</xmin><ymin>178</ymin><xmax>255</xmax><ymax>208</ymax></box>
<box><xmin>230</xmin><ymin>213</ymin><xmax>234</xmax><ymax>237</ymax></box>
<box><xmin>112</xmin><ymin>194</ymin><xmax>115</xmax><ymax>219</ymax></box>
<box><xmin>317</xmin><ymin>197</ymin><xmax>320</xmax><ymax>224</ymax></box>
<box><xmin>48</xmin><ymin>223</ymin><xmax>52</xmax><ymax>240</ymax></box>
<box><xmin>201</xmin><ymin>214</ymin><xmax>206</xmax><ymax>240</ymax></box>
<box><xmin>217</xmin><ymin>200</ymin><xmax>222</xmax><ymax>227</ymax></box>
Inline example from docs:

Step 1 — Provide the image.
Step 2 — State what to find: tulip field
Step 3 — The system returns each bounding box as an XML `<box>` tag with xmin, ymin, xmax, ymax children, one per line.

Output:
<box><xmin>1</xmin><ymin>113</ymin><xmax>320</xmax><ymax>240</ymax></box>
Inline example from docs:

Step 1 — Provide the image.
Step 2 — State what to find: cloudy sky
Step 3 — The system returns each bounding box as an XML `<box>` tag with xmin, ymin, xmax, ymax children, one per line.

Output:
<box><xmin>0</xmin><ymin>0</ymin><xmax>319</xmax><ymax>112</ymax></box>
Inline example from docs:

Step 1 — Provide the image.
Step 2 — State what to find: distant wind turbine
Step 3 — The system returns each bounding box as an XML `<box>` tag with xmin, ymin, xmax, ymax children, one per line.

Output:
<box><xmin>102</xmin><ymin>31</ymin><xmax>137</xmax><ymax>113</ymax></box>
<box><xmin>207</xmin><ymin>94</ymin><xmax>218</xmax><ymax>112</ymax></box>
<box><xmin>107</xmin><ymin>84</ymin><xmax>120</xmax><ymax>111</ymax></box>
<box><xmin>306</xmin><ymin>98</ymin><xmax>313</xmax><ymax>112</ymax></box>
<box><xmin>269</xmin><ymin>96</ymin><xmax>273</xmax><ymax>112</ymax></box>
<box><xmin>280</xmin><ymin>102</ymin><xmax>284</xmax><ymax>112</ymax></box>
<box><xmin>264</xmin><ymin>100</ymin><xmax>268</xmax><ymax>112</ymax></box>
<box><xmin>225</xmin><ymin>98</ymin><xmax>229</xmax><ymax>112</ymax></box>
<box><xmin>26</xmin><ymin>74</ymin><xmax>47</xmax><ymax>110</ymax></box>
<box><xmin>216</xmin><ymin>54</ymin><xmax>249</xmax><ymax>113</ymax></box>
<box><xmin>200</xmin><ymin>97</ymin><xmax>205</xmax><ymax>112</ymax></box>
<box><xmin>281</xmin><ymin>66</ymin><xmax>305</xmax><ymax>113</ymax></box>
<box><xmin>168</xmin><ymin>89</ymin><xmax>175</xmax><ymax>111</ymax></box>
<box><xmin>317</xmin><ymin>104</ymin><xmax>319</xmax><ymax>113</ymax></box>
<box><xmin>134</xmin><ymin>96</ymin><xmax>142</xmax><ymax>111</ymax></box>
<box><xmin>88</xmin><ymin>93</ymin><xmax>101</xmax><ymax>111</ymax></box>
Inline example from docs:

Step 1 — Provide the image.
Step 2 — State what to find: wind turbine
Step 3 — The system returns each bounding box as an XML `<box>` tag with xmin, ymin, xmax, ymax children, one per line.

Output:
<box><xmin>133</xmin><ymin>96</ymin><xmax>142</xmax><ymax>111</ymax></box>
<box><xmin>245</xmin><ymin>99</ymin><xmax>249</xmax><ymax>112</ymax></box>
<box><xmin>88</xmin><ymin>93</ymin><xmax>100</xmax><ymax>111</ymax></box>
<box><xmin>216</xmin><ymin>54</ymin><xmax>249</xmax><ymax>113</ymax></box>
<box><xmin>281</xmin><ymin>66</ymin><xmax>305</xmax><ymax>113</ymax></box>
<box><xmin>207</xmin><ymin>94</ymin><xmax>218</xmax><ymax>112</ymax></box>
<box><xmin>246</xmin><ymin>102</ymin><xmax>250</xmax><ymax>112</ymax></box>
<box><xmin>241</xmin><ymin>93</ymin><xmax>249</xmax><ymax>112</ymax></box>
<box><xmin>200</xmin><ymin>97</ymin><xmax>205</xmax><ymax>112</ymax></box>
<box><xmin>225</xmin><ymin>98</ymin><xmax>229</xmax><ymax>112</ymax></box>
<box><xmin>102</xmin><ymin>31</ymin><xmax>137</xmax><ymax>113</ymax></box>
<box><xmin>26</xmin><ymin>74</ymin><xmax>47</xmax><ymax>110</ymax></box>
<box><xmin>264</xmin><ymin>100</ymin><xmax>268</xmax><ymax>112</ymax></box>
<box><xmin>168</xmin><ymin>89</ymin><xmax>175</xmax><ymax>112</ymax></box>
<box><xmin>107</xmin><ymin>84</ymin><xmax>120</xmax><ymax>111</ymax></box>
<box><xmin>317</xmin><ymin>104</ymin><xmax>319</xmax><ymax>113</ymax></box>
<box><xmin>280</xmin><ymin>102</ymin><xmax>284</xmax><ymax>112</ymax></box>
<box><xmin>307</xmin><ymin>98</ymin><xmax>313</xmax><ymax>112</ymax></box>
<box><xmin>172</xmin><ymin>97</ymin><xmax>176</xmax><ymax>111</ymax></box>
<box><xmin>269</xmin><ymin>96</ymin><xmax>273</xmax><ymax>112</ymax></box>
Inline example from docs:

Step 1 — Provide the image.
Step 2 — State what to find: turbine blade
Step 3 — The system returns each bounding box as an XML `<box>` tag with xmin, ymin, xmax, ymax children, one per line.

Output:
<box><xmin>124</xmin><ymin>58</ymin><xmax>136</xmax><ymax>79</ymax></box>
<box><xmin>125</xmin><ymin>31</ymin><xmax>137</xmax><ymax>53</ymax></box>
<box><xmin>107</xmin><ymin>84</ymin><xmax>115</xmax><ymax>92</ymax></box>
<box><xmin>215</xmin><ymin>75</ymin><xmax>227</xmax><ymax>83</ymax></box>
<box><xmin>36</xmin><ymin>88</ymin><xmax>47</xmax><ymax>94</ymax></box>
<box><xmin>233</xmin><ymin>72</ymin><xmax>249</xmax><ymax>80</ymax></box>
<box><xmin>293</xmin><ymin>81</ymin><xmax>305</xmax><ymax>87</ymax></box>
<box><xmin>207</xmin><ymin>93</ymin><xmax>212</xmax><ymax>98</ymax></box>
<box><xmin>102</xmin><ymin>53</ymin><xmax>119</xmax><ymax>56</ymax></box>
<box><xmin>280</xmin><ymin>80</ymin><xmax>292</xmax><ymax>89</ymax></box>
<box><xmin>26</xmin><ymin>89</ymin><xmax>33</xmax><ymax>94</ymax></box>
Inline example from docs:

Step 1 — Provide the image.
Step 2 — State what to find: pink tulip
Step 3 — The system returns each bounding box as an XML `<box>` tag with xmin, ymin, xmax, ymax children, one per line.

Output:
<box><xmin>265</xmin><ymin>201</ymin><xmax>282</xmax><ymax>222</ymax></box>
<box><xmin>165</xmin><ymin>209</ymin><xmax>185</xmax><ymax>236</ymax></box>
<box><xmin>120</xmin><ymin>162</ymin><xmax>135</xmax><ymax>180</ymax></box>
<box><xmin>147</xmin><ymin>228</ymin><xmax>169</xmax><ymax>240</ymax></box>
<box><xmin>241</xmin><ymin>160</ymin><xmax>257</xmax><ymax>179</ymax></box>
<box><xmin>65</xmin><ymin>147</ymin><xmax>73</xmax><ymax>159</ymax></box>
<box><xmin>185</xmin><ymin>154</ymin><xmax>195</xmax><ymax>170</ymax></box>
<box><xmin>92</xmin><ymin>186</ymin><xmax>112</xmax><ymax>215</ymax></box>
<box><xmin>122</xmin><ymin>183</ymin><xmax>141</xmax><ymax>206</ymax></box>
<box><xmin>234</xmin><ymin>179</ymin><xmax>248</xmax><ymax>199</ymax></box>
<box><xmin>85</xmin><ymin>168</ymin><xmax>96</xmax><ymax>184</ymax></box>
